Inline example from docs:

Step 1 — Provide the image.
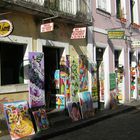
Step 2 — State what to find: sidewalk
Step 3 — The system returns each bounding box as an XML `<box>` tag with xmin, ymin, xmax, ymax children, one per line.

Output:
<box><xmin>1</xmin><ymin>100</ymin><xmax>140</xmax><ymax>140</ymax></box>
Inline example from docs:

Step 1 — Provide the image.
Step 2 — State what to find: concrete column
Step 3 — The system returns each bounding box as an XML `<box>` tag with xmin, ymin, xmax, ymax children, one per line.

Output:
<box><xmin>87</xmin><ymin>26</ymin><xmax>94</xmax><ymax>93</ymax></box>
<box><xmin>103</xmin><ymin>45</ymin><xmax>110</xmax><ymax>109</ymax></box>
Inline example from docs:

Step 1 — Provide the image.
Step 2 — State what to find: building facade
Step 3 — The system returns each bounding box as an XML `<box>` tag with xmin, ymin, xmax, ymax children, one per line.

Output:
<box><xmin>92</xmin><ymin>0</ymin><xmax>140</xmax><ymax>109</ymax></box>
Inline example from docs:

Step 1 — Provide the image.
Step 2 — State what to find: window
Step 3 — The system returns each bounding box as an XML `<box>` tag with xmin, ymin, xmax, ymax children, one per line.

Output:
<box><xmin>0</xmin><ymin>43</ymin><xmax>26</xmax><ymax>85</ymax></box>
<box><xmin>116</xmin><ymin>0</ymin><xmax>126</xmax><ymax>19</ymax></box>
<box><xmin>97</xmin><ymin>0</ymin><xmax>111</xmax><ymax>13</ymax></box>
<box><xmin>130</xmin><ymin>0</ymin><xmax>139</xmax><ymax>24</ymax></box>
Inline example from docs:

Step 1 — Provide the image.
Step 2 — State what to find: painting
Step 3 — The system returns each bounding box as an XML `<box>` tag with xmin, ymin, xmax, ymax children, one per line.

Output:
<box><xmin>56</xmin><ymin>94</ymin><xmax>65</xmax><ymax>110</ymax></box>
<box><xmin>78</xmin><ymin>91</ymin><xmax>94</xmax><ymax>119</ymax></box>
<box><xmin>3</xmin><ymin>100</ymin><xmax>35</xmax><ymax>140</ymax></box>
<box><xmin>32</xmin><ymin>108</ymin><xmax>49</xmax><ymax>132</ymax></box>
<box><xmin>79</xmin><ymin>55</ymin><xmax>88</xmax><ymax>92</ymax></box>
<box><xmin>67</xmin><ymin>102</ymin><xmax>81</xmax><ymax>122</ymax></box>
<box><xmin>28</xmin><ymin>52</ymin><xmax>45</xmax><ymax>108</ymax></box>
<box><xmin>71</xmin><ymin>56</ymin><xmax>79</xmax><ymax>102</ymax></box>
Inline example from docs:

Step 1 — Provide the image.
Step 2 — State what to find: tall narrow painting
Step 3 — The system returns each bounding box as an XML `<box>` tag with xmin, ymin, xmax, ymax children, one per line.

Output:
<box><xmin>28</xmin><ymin>52</ymin><xmax>45</xmax><ymax>108</ymax></box>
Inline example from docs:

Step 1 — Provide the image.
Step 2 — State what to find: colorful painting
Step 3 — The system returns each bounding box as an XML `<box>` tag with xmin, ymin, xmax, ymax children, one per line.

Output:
<box><xmin>3</xmin><ymin>100</ymin><xmax>35</xmax><ymax>140</ymax></box>
<box><xmin>56</xmin><ymin>94</ymin><xmax>65</xmax><ymax>110</ymax></box>
<box><xmin>54</xmin><ymin>70</ymin><xmax>60</xmax><ymax>89</ymax></box>
<box><xmin>78</xmin><ymin>91</ymin><xmax>94</xmax><ymax>119</ymax></box>
<box><xmin>91</xmin><ymin>63</ymin><xmax>98</xmax><ymax>102</ymax></box>
<box><xmin>28</xmin><ymin>52</ymin><xmax>45</xmax><ymax>108</ymax></box>
<box><xmin>130</xmin><ymin>67</ymin><xmax>136</xmax><ymax>98</ymax></box>
<box><xmin>71</xmin><ymin>56</ymin><xmax>79</xmax><ymax>102</ymax></box>
<box><xmin>0</xmin><ymin>93</ymin><xmax>28</xmax><ymax>137</ymax></box>
<box><xmin>60</xmin><ymin>56</ymin><xmax>67</xmax><ymax>95</ymax></box>
<box><xmin>79</xmin><ymin>55</ymin><xmax>88</xmax><ymax>92</ymax></box>
<box><xmin>67</xmin><ymin>102</ymin><xmax>81</xmax><ymax>122</ymax></box>
<box><xmin>66</xmin><ymin>55</ymin><xmax>71</xmax><ymax>102</ymax></box>
<box><xmin>32</xmin><ymin>108</ymin><xmax>49</xmax><ymax>131</ymax></box>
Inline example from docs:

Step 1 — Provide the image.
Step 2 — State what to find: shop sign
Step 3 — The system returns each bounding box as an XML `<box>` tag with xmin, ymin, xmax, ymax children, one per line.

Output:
<box><xmin>131</xmin><ymin>41</ymin><xmax>140</xmax><ymax>46</ymax></box>
<box><xmin>71</xmin><ymin>27</ymin><xmax>86</xmax><ymax>39</ymax></box>
<box><xmin>108</xmin><ymin>30</ymin><xmax>125</xmax><ymax>39</ymax></box>
<box><xmin>40</xmin><ymin>22</ymin><xmax>54</xmax><ymax>33</ymax></box>
<box><xmin>0</xmin><ymin>20</ymin><xmax>13</xmax><ymax>37</ymax></box>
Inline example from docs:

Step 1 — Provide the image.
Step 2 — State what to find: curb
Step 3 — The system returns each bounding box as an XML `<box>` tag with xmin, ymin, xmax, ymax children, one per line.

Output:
<box><xmin>30</xmin><ymin>105</ymin><xmax>136</xmax><ymax>140</ymax></box>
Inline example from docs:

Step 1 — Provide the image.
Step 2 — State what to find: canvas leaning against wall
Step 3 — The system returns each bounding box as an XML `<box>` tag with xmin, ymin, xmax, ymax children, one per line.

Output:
<box><xmin>3</xmin><ymin>100</ymin><xmax>35</xmax><ymax>140</ymax></box>
<box><xmin>28</xmin><ymin>52</ymin><xmax>45</xmax><ymax>108</ymax></box>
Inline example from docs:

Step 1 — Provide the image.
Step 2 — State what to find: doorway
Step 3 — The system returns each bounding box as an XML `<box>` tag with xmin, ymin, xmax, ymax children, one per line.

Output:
<box><xmin>43</xmin><ymin>46</ymin><xmax>64</xmax><ymax>109</ymax></box>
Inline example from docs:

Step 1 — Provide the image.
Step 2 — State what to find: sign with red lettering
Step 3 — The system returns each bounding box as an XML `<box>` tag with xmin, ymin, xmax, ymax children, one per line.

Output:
<box><xmin>71</xmin><ymin>27</ymin><xmax>86</xmax><ymax>39</ymax></box>
<box><xmin>40</xmin><ymin>22</ymin><xmax>54</xmax><ymax>33</ymax></box>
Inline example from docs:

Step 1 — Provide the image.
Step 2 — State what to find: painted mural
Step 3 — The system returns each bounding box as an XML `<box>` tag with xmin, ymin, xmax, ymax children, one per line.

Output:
<box><xmin>28</xmin><ymin>52</ymin><xmax>45</xmax><ymax>108</ymax></box>
<box><xmin>67</xmin><ymin>102</ymin><xmax>81</xmax><ymax>122</ymax></box>
<box><xmin>79</xmin><ymin>55</ymin><xmax>88</xmax><ymax>92</ymax></box>
<box><xmin>3</xmin><ymin>100</ymin><xmax>35</xmax><ymax>140</ymax></box>
<box><xmin>32</xmin><ymin>108</ymin><xmax>49</xmax><ymax>132</ymax></box>
<box><xmin>78</xmin><ymin>91</ymin><xmax>94</xmax><ymax>119</ymax></box>
<box><xmin>54</xmin><ymin>70</ymin><xmax>60</xmax><ymax>89</ymax></box>
<box><xmin>71</xmin><ymin>56</ymin><xmax>79</xmax><ymax>102</ymax></box>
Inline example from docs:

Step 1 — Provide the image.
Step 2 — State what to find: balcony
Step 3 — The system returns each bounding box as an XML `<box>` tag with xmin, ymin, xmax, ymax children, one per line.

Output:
<box><xmin>0</xmin><ymin>0</ymin><xmax>92</xmax><ymax>25</ymax></box>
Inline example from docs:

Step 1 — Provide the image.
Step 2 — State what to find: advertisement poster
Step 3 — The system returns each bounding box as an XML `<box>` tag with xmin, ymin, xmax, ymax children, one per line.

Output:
<box><xmin>71</xmin><ymin>56</ymin><xmax>79</xmax><ymax>102</ymax></box>
<box><xmin>67</xmin><ymin>102</ymin><xmax>81</xmax><ymax>122</ymax></box>
<box><xmin>3</xmin><ymin>100</ymin><xmax>35</xmax><ymax>140</ymax></box>
<box><xmin>56</xmin><ymin>94</ymin><xmax>65</xmax><ymax>110</ymax></box>
<box><xmin>32</xmin><ymin>108</ymin><xmax>49</xmax><ymax>132</ymax></box>
<box><xmin>28</xmin><ymin>52</ymin><xmax>45</xmax><ymax>108</ymax></box>
<box><xmin>78</xmin><ymin>91</ymin><xmax>94</xmax><ymax>119</ymax></box>
<box><xmin>79</xmin><ymin>55</ymin><xmax>88</xmax><ymax>92</ymax></box>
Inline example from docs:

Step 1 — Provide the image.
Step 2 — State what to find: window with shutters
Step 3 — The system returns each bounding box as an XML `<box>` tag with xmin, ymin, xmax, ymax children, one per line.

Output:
<box><xmin>96</xmin><ymin>0</ymin><xmax>111</xmax><ymax>13</ymax></box>
<box><xmin>130</xmin><ymin>0</ymin><xmax>140</xmax><ymax>28</ymax></box>
<box><xmin>116</xmin><ymin>0</ymin><xmax>126</xmax><ymax>22</ymax></box>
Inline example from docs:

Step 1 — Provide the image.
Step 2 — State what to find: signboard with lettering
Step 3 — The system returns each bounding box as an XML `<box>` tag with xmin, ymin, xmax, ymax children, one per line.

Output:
<box><xmin>131</xmin><ymin>41</ymin><xmax>140</xmax><ymax>46</ymax></box>
<box><xmin>108</xmin><ymin>30</ymin><xmax>125</xmax><ymax>39</ymax></box>
<box><xmin>0</xmin><ymin>20</ymin><xmax>13</xmax><ymax>37</ymax></box>
<box><xmin>40</xmin><ymin>22</ymin><xmax>54</xmax><ymax>33</ymax></box>
<box><xmin>71</xmin><ymin>27</ymin><xmax>86</xmax><ymax>39</ymax></box>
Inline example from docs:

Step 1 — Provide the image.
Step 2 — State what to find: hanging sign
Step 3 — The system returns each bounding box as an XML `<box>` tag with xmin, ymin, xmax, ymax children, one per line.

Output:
<box><xmin>0</xmin><ymin>20</ymin><xmax>13</xmax><ymax>37</ymax></box>
<box><xmin>108</xmin><ymin>30</ymin><xmax>125</xmax><ymax>39</ymax></box>
<box><xmin>71</xmin><ymin>27</ymin><xmax>86</xmax><ymax>39</ymax></box>
<box><xmin>40</xmin><ymin>22</ymin><xmax>54</xmax><ymax>33</ymax></box>
<box><xmin>131</xmin><ymin>41</ymin><xmax>140</xmax><ymax>46</ymax></box>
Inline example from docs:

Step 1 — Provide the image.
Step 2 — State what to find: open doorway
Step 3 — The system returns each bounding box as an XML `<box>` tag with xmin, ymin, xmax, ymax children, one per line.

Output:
<box><xmin>43</xmin><ymin>46</ymin><xmax>64</xmax><ymax>109</ymax></box>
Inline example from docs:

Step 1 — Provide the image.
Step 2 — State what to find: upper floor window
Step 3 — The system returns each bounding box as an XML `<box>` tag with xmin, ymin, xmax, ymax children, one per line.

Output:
<box><xmin>130</xmin><ymin>0</ymin><xmax>139</xmax><ymax>24</ymax></box>
<box><xmin>116</xmin><ymin>0</ymin><xmax>126</xmax><ymax>19</ymax></box>
<box><xmin>96</xmin><ymin>0</ymin><xmax>111</xmax><ymax>13</ymax></box>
